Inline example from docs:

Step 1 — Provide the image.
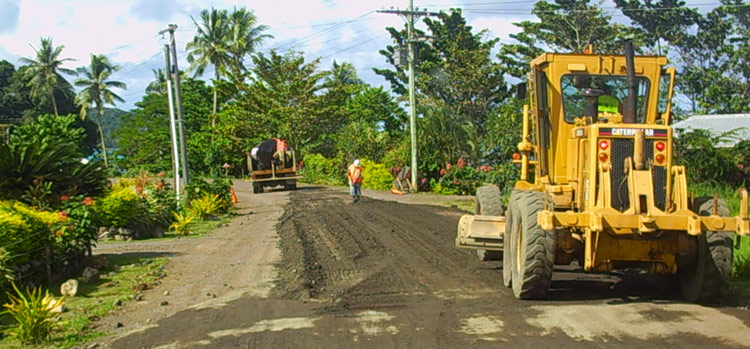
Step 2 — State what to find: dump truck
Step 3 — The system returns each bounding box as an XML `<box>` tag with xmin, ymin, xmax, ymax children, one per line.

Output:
<box><xmin>247</xmin><ymin>138</ymin><xmax>301</xmax><ymax>193</ymax></box>
<box><xmin>456</xmin><ymin>41</ymin><xmax>749</xmax><ymax>301</ymax></box>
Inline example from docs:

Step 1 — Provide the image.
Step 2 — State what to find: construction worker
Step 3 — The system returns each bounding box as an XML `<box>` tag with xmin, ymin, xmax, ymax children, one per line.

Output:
<box><xmin>598</xmin><ymin>85</ymin><xmax>620</xmax><ymax>114</ymax></box>
<box><xmin>347</xmin><ymin>159</ymin><xmax>363</xmax><ymax>203</ymax></box>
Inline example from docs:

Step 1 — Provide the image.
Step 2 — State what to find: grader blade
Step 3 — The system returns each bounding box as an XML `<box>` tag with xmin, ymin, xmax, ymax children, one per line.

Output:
<box><xmin>456</xmin><ymin>214</ymin><xmax>505</xmax><ymax>251</ymax></box>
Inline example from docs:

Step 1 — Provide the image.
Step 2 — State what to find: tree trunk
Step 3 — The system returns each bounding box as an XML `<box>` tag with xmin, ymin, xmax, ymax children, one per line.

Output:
<box><xmin>51</xmin><ymin>88</ymin><xmax>59</xmax><ymax>116</ymax></box>
<box><xmin>96</xmin><ymin>108</ymin><xmax>109</xmax><ymax>168</ymax></box>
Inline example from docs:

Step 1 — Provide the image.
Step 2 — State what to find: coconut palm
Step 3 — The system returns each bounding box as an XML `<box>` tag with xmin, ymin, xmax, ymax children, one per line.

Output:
<box><xmin>74</xmin><ymin>54</ymin><xmax>127</xmax><ymax>168</ymax></box>
<box><xmin>187</xmin><ymin>7</ymin><xmax>272</xmax><ymax>117</ymax></box>
<box><xmin>327</xmin><ymin>60</ymin><xmax>363</xmax><ymax>86</ymax></box>
<box><xmin>146</xmin><ymin>68</ymin><xmax>167</xmax><ymax>94</ymax></box>
<box><xmin>19</xmin><ymin>37</ymin><xmax>76</xmax><ymax>116</ymax></box>
<box><xmin>186</xmin><ymin>7</ymin><xmax>231</xmax><ymax>117</ymax></box>
<box><xmin>226</xmin><ymin>7</ymin><xmax>272</xmax><ymax>81</ymax></box>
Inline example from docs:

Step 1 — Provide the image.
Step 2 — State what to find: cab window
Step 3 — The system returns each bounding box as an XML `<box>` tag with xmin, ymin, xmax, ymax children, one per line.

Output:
<box><xmin>561</xmin><ymin>74</ymin><xmax>650</xmax><ymax>123</ymax></box>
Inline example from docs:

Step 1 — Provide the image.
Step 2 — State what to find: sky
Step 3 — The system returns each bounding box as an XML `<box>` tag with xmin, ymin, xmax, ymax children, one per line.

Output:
<box><xmin>0</xmin><ymin>0</ymin><xmax>538</xmax><ymax>110</ymax></box>
<box><xmin>0</xmin><ymin>0</ymin><xmax>727</xmax><ymax>111</ymax></box>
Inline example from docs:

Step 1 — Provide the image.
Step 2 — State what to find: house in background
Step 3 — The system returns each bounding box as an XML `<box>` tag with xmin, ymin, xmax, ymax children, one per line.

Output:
<box><xmin>672</xmin><ymin>114</ymin><xmax>750</xmax><ymax>147</ymax></box>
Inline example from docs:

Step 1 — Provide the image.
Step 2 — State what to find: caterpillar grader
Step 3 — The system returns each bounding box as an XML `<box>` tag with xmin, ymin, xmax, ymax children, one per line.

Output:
<box><xmin>456</xmin><ymin>41</ymin><xmax>750</xmax><ymax>301</ymax></box>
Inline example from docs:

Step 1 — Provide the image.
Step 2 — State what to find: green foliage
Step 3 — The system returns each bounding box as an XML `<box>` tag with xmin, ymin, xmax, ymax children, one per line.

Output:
<box><xmin>0</xmin><ymin>248</ymin><xmax>14</xmax><ymax>299</ymax></box>
<box><xmin>116</xmin><ymin>78</ymin><xmax>213</xmax><ymax>174</ymax></box>
<box><xmin>185</xmin><ymin>178</ymin><xmax>233</xmax><ymax>214</ymax></box>
<box><xmin>169</xmin><ymin>211</ymin><xmax>196</xmax><ymax>236</ymax></box>
<box><xmin>0</xmin><ymin>133</ymin><xmax>108</xmax><ymax>207</ymax></box>
<box><xmin>10</xmin><ymin>114</ymin><xmax>88</xmax><ymax>155</ymax></box>
<box><xmin>96</xmin><ymin>187</ymin><xmax>139</xmax><ymax>228</ymax></box>
<box><xmin>376</xmin><ymin>9</ymin><xmax>510</xmax><ymax>172</ymax></box>
<box><xmin>18</xmin><ymin>37</ymin><xmax>76</xmax><ymax>117</ymax></box>
<box><xmin>2</xmin><ymin>283</ymin><xmax>65</xmax><ymax>345</ymax></box>
<box><xmin>673</xmin><ymin>130</ymin><xmax>747</xmax><ymax>185</ymax></box>
<box><xmin>360</xmin><ymin>159</ymin><xmax>394</xmax><ymax>191</ymax></box>
<box><xmin>56</xmin><ymin>195</ymin><xmax>98</xmax><ymax>255</ymax></box>
<box><xmin>499</xmin><ymin>0</ymin><xmax>640</xmax><ymax>79</ymax></box>
<box><xmin>436</xmin><ymin>161</ymin><xmax>482</xmax><ymax>196</ymax></box>
<box><xmin>0</xmin><ymin>201</ymin><xmax>61</xmax><ymax>265</ymax></box>
<box><xmin>300</xmin><ymin>153</ymin><xmax>345</xmax><ymax>186</ymax></box>
<box><xmin>188</xmin><ymin>194</ymin><xmax>221</xmax><ymax>220</ymax></box>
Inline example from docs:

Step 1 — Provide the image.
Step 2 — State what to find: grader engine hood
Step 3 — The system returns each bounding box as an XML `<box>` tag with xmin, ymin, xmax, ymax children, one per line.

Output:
<box><xmin>538</xmin><ymin>123</ymin><xmax>750</xmax><ymax>237</ymax></box>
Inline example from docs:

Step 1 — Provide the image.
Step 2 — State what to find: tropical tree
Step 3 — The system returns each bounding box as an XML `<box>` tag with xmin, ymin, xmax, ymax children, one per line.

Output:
<box><xmin>187</xmin><ymin>7</ymin><xmax>272</xmax><ymax>121</ymax></box>
<box><xmin>145</xmin><ymin>68</ymin><xmax>168</xmax><ymax>94</ymax></box>
<box><xmin>498</xmin><ymin>0</ymin><xmax>640</xmax><ymax>79</ymax></box>
<box><xmin>19</xmin><ymin>37</ymin><xmax>76</xmax><ymax>116</ymax></box>
<box><xmin>226</xmin><ymin>7</ymin><xmax>272</xmax><ymax>81</ymax></box>
<box><xmin>74</xmin><ymin>54</ymin><xmax>126</xmax><ymax>168</ymax></box>
<box><xmin>186</xmin><ymin>7</ymin><xmax>230</xmax><ymax>118</ymax></box>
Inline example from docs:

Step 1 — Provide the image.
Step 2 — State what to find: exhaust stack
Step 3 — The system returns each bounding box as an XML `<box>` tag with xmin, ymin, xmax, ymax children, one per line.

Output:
<box><xmin>623</xmin><ymin>40</ymin><xmax>637</xmax><ymax>124</ymax></box>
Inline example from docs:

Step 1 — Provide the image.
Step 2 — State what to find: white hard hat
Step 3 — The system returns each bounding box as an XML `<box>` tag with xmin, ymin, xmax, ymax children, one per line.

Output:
<box><xmin>353</xmin><ymin>159</ymin><xmax>361</xmax><ymax>166</ymax></box>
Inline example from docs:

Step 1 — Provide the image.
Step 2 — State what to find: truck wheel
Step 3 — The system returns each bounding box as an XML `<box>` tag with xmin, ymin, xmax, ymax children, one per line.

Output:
<box><xmin>475</xmin><ymin>185</ymin><xmax>504</xmax><ymax>261</ymax></box>
<box><xmin>503</xmin><ymin>190</ymin><xmax>522</xmax><ymax>288</ymax></box>
<box><xmin>680</xmin><ymin>197</ymin><xmax>733</xmax><ymax>302</ymax></box>
<box><xmin>510</xmin><ymin>190</ymin><xmax>556</xmax><ymax>299</ymax></box>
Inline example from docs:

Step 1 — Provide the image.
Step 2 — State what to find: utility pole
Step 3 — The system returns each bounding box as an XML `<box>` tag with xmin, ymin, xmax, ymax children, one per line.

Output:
<box><xmin>163</xmin><ymin>45</ymin><xmax>181</xmax><ymax>203</ymax></box>
<box><xmin>160</xmin><ymin>24</ymin><xmax>190</xmax><ymax>189</ymax></box>
<box><xmin>378</xmin><ymin>3</ymin><xmax>438</xmax><ymax>193</ymax></box>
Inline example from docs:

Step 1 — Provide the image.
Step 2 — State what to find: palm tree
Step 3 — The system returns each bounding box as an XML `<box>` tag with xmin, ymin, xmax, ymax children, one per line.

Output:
<box><xmin>74</xmin><ymin>54</ymin><xmax>127</xmax><ymax>168</ymax></box>
<box><xmin>146</xmin><ymin>68</ymin><xmax>167</xmax><ymax>94</ymax></box>
<box><xmin>20</xmin><ymin>37</ymin><xmax>76</xmax><ymax>116</ymax></box>
<box><xmin>226</xmin><ymin>7</ymin><xmax>272</xmax><ymax>81</ymax></box>
<box><xmin>327</xmin><ymin>60</ymin><xmax>363</xmax><ymax>86</ymax></box>
<box><xmin>186</xmin><ymin>7</ymin><xmax>231</xmax><ymax>117</ymax></box>
<box><xmin>187</xmin><ymin>7</ymin><xmax>272</xmax><ymax>118</ymax></box>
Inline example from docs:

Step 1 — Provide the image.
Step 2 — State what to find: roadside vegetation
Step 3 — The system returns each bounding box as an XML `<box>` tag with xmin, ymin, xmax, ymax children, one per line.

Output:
<box><xmin>0</xmin><ymin>0</ymin><xmax>749</xmax><ymax>345</ymax></box>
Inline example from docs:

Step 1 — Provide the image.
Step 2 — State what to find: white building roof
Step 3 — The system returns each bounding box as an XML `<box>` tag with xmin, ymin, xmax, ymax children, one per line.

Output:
<box><xmin>672</xmin><ymin>114</ymin><xmax>750</xmax><ymax>147</ymax></box>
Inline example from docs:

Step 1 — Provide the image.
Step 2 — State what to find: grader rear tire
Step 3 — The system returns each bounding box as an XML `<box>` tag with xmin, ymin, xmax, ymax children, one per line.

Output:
<box><xmin>680</xmin><ymin>197</ymin><xmax>733</xmax><ymax>302</ymax></box>
<box><xmin>503</xmin><ymin>190</ymin><xmax>522</xmax><ymax>287</ymax></box>
<box><xmin>475</xmin><ymin>185</ymin><xmax>504</xmax><ymax>261</ymax></box>
<box><xmin>510</xmin><ymin>190</ymin><xmax>556</xmax><ymax>299</ymax></box>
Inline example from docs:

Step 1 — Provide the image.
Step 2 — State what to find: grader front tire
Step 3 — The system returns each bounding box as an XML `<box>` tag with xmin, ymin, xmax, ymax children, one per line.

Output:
<box><xmin>510</xmin><ymin>191</ymin><xmax>556</xmax><ymax>299</ymax></box>
<box><xmin>475</xmin><ymin>185</ymin><xmax>504</xmax><ymax>261</ymax></box>
<box><xmin>503</xmin><ymin>191</ymin><xmax>521</xmax><ymax>288</ymax></box>
<box><xmin>680</xmin><ymin>197</ymin><xmax>733</xmax><ymax>302</ymax></box>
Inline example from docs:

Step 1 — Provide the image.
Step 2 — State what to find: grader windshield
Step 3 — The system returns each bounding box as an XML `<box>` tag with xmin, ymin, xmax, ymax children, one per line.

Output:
<box><xmin>560</xmin><ymin>74</ymin><xmax>650</xmax><ymax>123</ymax></box>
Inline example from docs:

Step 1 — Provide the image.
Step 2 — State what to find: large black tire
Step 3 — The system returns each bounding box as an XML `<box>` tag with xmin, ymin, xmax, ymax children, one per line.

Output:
<box><xmin>475</xmin><ymin>185</ymin><xmax>504</xmax><ymax>216</ymax></box>
<box><xmin>679</xmin><ymin>197</ymin><xmax>733</xmax><ymax>302</ymax></box>
<box><xmin>475</xmin><ymin>185</ymin><xmax>504</xmax><ymax>261</ymax></box>
<box><xmin>503</xmin><ymin>190</ymin><xmax>522</xmax><ymax>287</ymax></box>
<box><xmin>510</xmin><ymin>190</ymin><xmax>556</xmax><ymax>299</ymax></box>
<box><xmin>252</xmin><ymin>184</ymin><xmax>263</xmax><ymax>194</ymax></box>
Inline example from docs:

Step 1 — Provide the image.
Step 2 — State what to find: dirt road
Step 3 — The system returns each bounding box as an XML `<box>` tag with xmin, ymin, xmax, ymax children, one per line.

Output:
<box><xmin>99</xmin><ymin>184</ymin><xmax>750</xmax><ymax>348</ymax></box>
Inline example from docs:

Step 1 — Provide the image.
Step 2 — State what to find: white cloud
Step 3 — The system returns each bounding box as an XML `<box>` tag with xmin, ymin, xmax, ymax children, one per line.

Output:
<box><xmin>0</xmin><ymin>0</ymin><xmax>528</xmax><ymax>110</ymax></box>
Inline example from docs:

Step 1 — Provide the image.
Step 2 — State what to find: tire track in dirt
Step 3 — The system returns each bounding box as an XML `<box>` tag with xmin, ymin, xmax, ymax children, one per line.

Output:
<box><xmin>273</xmin><ymin>188</ymin><xmax>500</xmax><ymax>313</ymax></box>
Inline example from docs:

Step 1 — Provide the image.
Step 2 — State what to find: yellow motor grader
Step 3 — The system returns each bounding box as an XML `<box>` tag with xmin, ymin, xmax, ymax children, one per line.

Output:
<box><xmin>456</xmin><ymin>42</ymin><xmax>749</xmax><ymax>301</ymax></box>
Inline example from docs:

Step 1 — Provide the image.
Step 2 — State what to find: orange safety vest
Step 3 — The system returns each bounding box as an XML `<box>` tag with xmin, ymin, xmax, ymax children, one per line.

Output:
<box><xmin>275</xmin><ymin>138</ymin><xmax>287</xmax><ymax>153</ymax></box>
<box><xmin>348</xmin><ymin>164</ymin><xmax>363</xmax><ymax>184</ymax></box>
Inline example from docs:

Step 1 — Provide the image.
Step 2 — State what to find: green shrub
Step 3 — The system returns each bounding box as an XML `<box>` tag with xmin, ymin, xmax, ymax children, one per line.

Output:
<box><xmin>300</xmin><ymin>153</ymin><xmax>345</xmax><ymax>186</ymax></box>
<box><xmin>0</xmin><ymin>201</ymin><xmax>61</xmax><ymax>265</ymax></box>
<box><xmin>189</xmin><ymin>194</ymin><xmax>221</xmax><ymax>220</ymax></box>
<box><xmin>361</xmin><ymin>159</ymin><xmax>394</xmax><ymax>191</ymax></box>
<box><xmin>56</xmin><ymin>195</ymin><xmax>99</xmax><ymax>255</ymax></box>
<box><xmin>0</xmin><ymin>139</ymin><xmax>107</xmax><ymax>207</ymax></box>
<box><xmin>96</xmin><ymin>187</ymin><xmax>139</xmax><ymax>228</ymax></box>
<box><xmin>2</xmin><ymin>283</ymin><xmax>65</xmax><ymax>345</ymax></box>
<box><xmin>185</xmin><ymin>178</ymin><xmax>233</xmax><ymax>214</ymax></box>
<box><xmin>169</xmin><ymin>211</ymin><xmax>196</xmax><ymax>236</ymax></box>
<box><xmin>437</xmin><ymin>160</ymin><xmax>481</xmax><ymax>195</ymax></box>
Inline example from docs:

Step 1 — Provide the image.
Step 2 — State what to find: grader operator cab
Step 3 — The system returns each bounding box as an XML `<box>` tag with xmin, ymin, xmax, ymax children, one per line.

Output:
<box><xmin>457</xmin><ymin>42</ymin><xmax>750</xmax><ymax>301</ymax></box>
